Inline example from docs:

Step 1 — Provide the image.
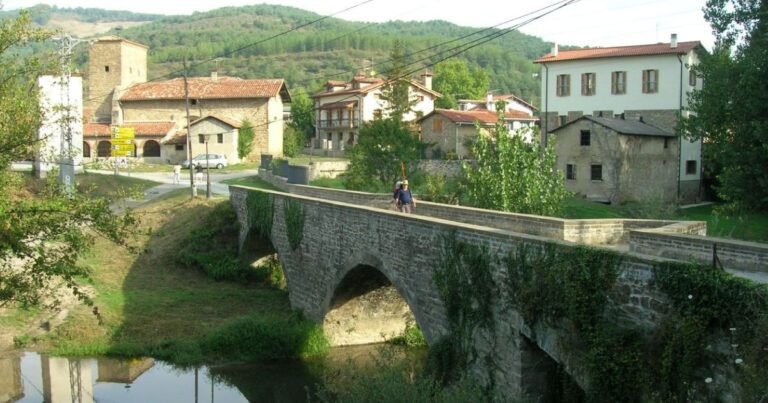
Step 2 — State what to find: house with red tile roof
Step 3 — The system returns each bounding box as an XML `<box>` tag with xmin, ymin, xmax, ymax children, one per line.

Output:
<box><xmin>83</xmin><ymin>36</ymin><xmax>290</xmax><ymax>164</ymax></box>
<box><xmin>417</xmin><ymin>109</ymin><xmax>538</xmax><ymax>158</ymax></box>
<box><xmin>534</xmin><ymin>35</ymin><xmax>704</xmax><ymax>203</ymax></box>
<box><xmin>310</xmin><ymin>73</ymin><xmax>440</xmax><ymax>156</ymax></box>
<box><xmin>457</xmin><ymin>92</ymin><xmax>537</xmax><ymax>116</ymax></box>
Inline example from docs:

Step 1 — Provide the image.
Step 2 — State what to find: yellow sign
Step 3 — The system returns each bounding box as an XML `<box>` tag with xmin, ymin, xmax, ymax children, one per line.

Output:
<box><xmin>112</xmin><ymin>144</ymin><xmax>135</xmax><ymax>152</ymax></box>
<box><xmin>111</xmin><ymin>127</ymin><xmax>135</xmax><ymax>139</ymax></box>
<box><xmin>112</xmin><ymin>138</ymin><xmax>134</xmax><ymax>146</ymax></box>
<box><xmin>112</xmin><ymin>150</ymin><xmax>134</xmax><ymax>157</ymax></box>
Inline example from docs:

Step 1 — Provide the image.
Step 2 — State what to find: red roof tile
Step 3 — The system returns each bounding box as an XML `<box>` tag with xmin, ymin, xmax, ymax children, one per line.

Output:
<box><xmin>84</xmin><ymin>123</ymin><xmax>111</xmax><ymax>137</ymax></box>
<box><xmin>429</xmin><ymin>109</ymin><xmax>537</xmax><ymax>125</ymax></box>
<box><xmin>534</xmin><ymin>41</ymin><xmax>702</xmax><ymax>63</ymax></box>
<box><xmin>190</xmin><ymin>115</ymin><xmax>242</xmax><ymax>129</ymax></box>
<box><xmin>120</xmin><ymin>77</ymin><xmax>286</xmax><ymax>101</ymax></box>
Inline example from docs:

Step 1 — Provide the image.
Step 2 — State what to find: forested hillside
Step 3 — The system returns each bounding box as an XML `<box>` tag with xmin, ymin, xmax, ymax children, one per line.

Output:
<box><xmin>5</xmin><ymin>4</ymin><xmax>554</xmax><ymax>104</ymax></box>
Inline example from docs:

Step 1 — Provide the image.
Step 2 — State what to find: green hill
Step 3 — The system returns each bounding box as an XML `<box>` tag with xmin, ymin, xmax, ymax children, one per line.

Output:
<box><xmin>5</xmin><ymin>4</ymin><xmax>554</xmax><ymax>104</ymax></box>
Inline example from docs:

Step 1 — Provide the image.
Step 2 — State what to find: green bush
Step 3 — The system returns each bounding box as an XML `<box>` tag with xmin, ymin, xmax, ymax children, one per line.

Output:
<box><xmin>201</xmin><ymin>312</ymin><xmax>329</xmax><ymax>361</ymax></box>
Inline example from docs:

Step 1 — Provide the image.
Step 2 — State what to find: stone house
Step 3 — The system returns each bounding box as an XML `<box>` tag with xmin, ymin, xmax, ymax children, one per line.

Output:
<box><xmin>418</xmin><ymin>109</ymin><xmax>538</xmax><ymax>158</ymax></box>
<box><xmin>457</xmin><ymin>92</ymin><xmax>537</xmax><ymax>116</ymax></box>
<box><xmin>310</xmin><ymin>73</ymin><xmax>440</xmax><ymax>156</ymax></box>
<box><xmin>534</xmin><ymin>34</ymin><xmax>704</xmax><ymax>203</ymax></box>
<box><xmin>83</xmin><ymin>36</ymin><xmax>290</xmax><ymax>164</ymax></box>
<box><xmin>551</xmin><ymin>115</ymin><xmax>679</xmax><ymax>204</ymax></box>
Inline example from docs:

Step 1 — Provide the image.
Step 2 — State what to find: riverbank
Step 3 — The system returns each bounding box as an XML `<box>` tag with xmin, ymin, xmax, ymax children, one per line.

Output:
<box><xmin>2</xmin><ymin>184</ymin><xmax>327</xmax><ymax>364</ymax></box>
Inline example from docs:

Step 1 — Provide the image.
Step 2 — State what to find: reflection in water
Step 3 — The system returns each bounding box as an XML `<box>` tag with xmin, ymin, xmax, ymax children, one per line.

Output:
<box><xmin>0</xmin><ymin>345</ymin><xmax>424</xmax><ymax>403</ymax></box>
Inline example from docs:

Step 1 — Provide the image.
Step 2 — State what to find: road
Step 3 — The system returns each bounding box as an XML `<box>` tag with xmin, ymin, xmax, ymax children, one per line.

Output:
<box><xmin>87</xmin><ymin>168</ymin><xmax>260</xmax><ymax>202</ymax></box>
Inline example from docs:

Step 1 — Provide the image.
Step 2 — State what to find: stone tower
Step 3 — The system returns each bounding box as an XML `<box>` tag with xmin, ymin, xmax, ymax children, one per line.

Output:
<box><xmin>86</xmin><ymin>36</ymin><xmax>148</xmax><ymax>123</ymax></box>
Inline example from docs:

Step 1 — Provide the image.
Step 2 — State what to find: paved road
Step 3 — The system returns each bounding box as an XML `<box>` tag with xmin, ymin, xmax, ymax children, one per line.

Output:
<box><xmin>87</xmin><ymin>168</ymin><xmax>260</xmax><ymax>202</ymax></box>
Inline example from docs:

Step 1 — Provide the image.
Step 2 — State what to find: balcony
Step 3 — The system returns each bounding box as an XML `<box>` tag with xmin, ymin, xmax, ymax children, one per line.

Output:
<box><xmin>317</xmin><ymin>119</ymin><xmax>359</xmax><ymax>130</ymax></box>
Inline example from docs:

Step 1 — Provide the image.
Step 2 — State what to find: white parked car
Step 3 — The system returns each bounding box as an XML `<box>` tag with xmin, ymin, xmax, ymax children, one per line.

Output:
<box><xmin>182</xmin><ymin>153</ymin><xmax>228</xmax><ymax>169</ymax></box>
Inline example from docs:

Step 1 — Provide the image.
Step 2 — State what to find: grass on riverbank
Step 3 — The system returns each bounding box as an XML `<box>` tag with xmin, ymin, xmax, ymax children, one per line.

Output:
<box><xmin>22</xmin><ymin>191</ymin><xmax>326</xmax><ymax>365</ymax></box>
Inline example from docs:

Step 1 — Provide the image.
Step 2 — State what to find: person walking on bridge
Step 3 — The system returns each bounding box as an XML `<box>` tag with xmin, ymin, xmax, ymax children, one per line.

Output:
<box><xmin>394</xmin><ymin>179</ymin><xmax>416</xmax><ymax>213</ymax></box>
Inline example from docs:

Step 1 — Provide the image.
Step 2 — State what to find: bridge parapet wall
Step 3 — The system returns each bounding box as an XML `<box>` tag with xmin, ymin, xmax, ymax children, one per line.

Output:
<box><xmin>630</xmin><ymin>229</ymin><xmax>768</xmax><ymax>274</ymax></box>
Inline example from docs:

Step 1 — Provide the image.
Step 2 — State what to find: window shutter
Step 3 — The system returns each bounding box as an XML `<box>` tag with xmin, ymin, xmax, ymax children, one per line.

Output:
<box><xmin>581</xmin><ymin>73</ymin><xmax>586</xmax><ymax>95</ymax></box>
<box><xmin>611</xmin><ymin>72</ymin><xmax>616</xmax><ymax>94</ymax></box>
<box><xmin>642</xmin><ymin>70</ymin><xmax>648</xmax><ymax>93</ymax></box>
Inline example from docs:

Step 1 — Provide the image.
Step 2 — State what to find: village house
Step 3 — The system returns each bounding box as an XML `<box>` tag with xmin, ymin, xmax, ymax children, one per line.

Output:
<box><xmin>457</xmin><ymin>92</ymin><xmax>537</xmax><ymax>116</ymax></box>
<box><xmin>83</xmin><ymin>36</ymin><xmax>290</xmax><ymax>164</ymax></box>
<box><xmin>534</xmin><ymin>34</ymin><xmax>704</xmax><ymax>203</ymax></box>
<box><xmin>418</xmin><ymin>109</ymin><xmax>538</xmax><ymax>158</ymax></box>
<box><xmin>310</xmin><ymin>72</ymin><xmax>440</xmax><ymax>156</ymax></box>
<box><xmin>551</xmin><ymin>115</ymin><xmax>679</xmax><ymax>204</ymax></box>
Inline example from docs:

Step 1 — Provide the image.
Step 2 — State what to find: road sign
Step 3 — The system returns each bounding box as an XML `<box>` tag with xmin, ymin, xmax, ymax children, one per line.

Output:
<box><xmin>112</xmin><ymin>150</ymin><xmax>134</xmax><ymax>157</ymax></box>
<box><xmin>112</xmin><ymin>144</ymin><xmax>135</xmax><ymax>152</ymax></box>
<box><xmin>111</xmin><ymin>138</ymin><xmax>134</xmax><ymax>146</ymax></box>
<box><xmin>111</xmin><ymin>127</ymin><xmax>135</xmax><ymax>139</ymax></box>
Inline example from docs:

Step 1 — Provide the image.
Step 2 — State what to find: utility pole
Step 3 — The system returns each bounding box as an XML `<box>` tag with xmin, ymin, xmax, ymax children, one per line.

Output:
<box><xmin>183</xmin><ymin>57</ymin><xmax>197</xmax><ymax>197</ymax></box>
<box><xmin>53</xmin><ymin>34</ymin><xmax>85</xmax><ymax>195</ymax></box>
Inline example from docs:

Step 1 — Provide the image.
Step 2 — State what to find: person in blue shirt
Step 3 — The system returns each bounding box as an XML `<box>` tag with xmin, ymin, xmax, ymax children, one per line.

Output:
<box><xmin>393</xmin><ymin>179</ymin><xmax>416</xmax><ymax>213</ymax></box>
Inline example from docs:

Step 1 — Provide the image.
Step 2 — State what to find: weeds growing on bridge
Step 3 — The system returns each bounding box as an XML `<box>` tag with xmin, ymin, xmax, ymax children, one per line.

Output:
<box><xmin>247</xmin><ymin>190</ymin><xmax>273</xmax><ymax>239</ymax></box>
<box><xmin>283</xmin><ymin>198</ymin><xmax>305</xmax><ymax>251</ymax></box>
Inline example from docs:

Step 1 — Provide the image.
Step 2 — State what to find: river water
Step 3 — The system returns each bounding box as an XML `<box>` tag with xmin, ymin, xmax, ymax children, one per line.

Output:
<box><xmin>1</xmin><ymin>345</ymin><xmax>424</xmax><ymax>403</ymax></box>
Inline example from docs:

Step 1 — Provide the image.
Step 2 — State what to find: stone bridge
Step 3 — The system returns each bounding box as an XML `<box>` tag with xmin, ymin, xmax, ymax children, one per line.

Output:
<box><xmin>229</xmin><ymin>180</ymin><xmax>768</xmax><ymax>399</ymax></box>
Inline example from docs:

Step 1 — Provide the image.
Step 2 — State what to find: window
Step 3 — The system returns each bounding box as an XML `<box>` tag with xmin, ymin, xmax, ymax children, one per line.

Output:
<box><xmin>685</xmin><ymin>160</ymin><xmax>697</xmax><ymax>175</ymax></box>
<box><xmin>556</xmin><ymin>74</ymin><xmax>570</xmax><ymax>96</ymax></box>
<box><xmin>642</xmin><ymin>69</ymin><xmax>659</xmax><ymax>93</ymax></box>
<box><xmin>559</xmin><ymin>115</ymin><xmax>567</xmax><ymax>126</ymax></box>
<box><xmin>373</xmin><ymin>109</ymin><xmax>383</xmax><ymax>119</ymax></box>
<box><xmin>217</xmin><ymin>133</ymin><xmax>224</xmax><ymax>144</ymax></box>
<box><xmin>104</xmin><ymin>65</ymin><xmax>110</xmax><ymax>72</ymax></box>
<box><xmin>566</xmin><ymin>164</ymin><xmax>576</xmax><ymax>180</ymax></box>
<box><xmin>664</xmin><ymin>138</ymin><xmax>669</xmax><ymax>149</ymax></box>
<box><xmin>417</xmin><ymin>95</ymin><xmax>424</xmax><ymax>102</ymax></box>
<box><xmin>580</xmin><ymin>130</ymin><xmax>591</xmax><ymax>146</ymax></box>
<box><xmin>198</xmin><ymin>135</ymin><xmax>205</xmax><ymax>144</ymax></box>
<box><xmin>611</xmin><ymin>71</ymin><xmax>626</xmax><ymax>94</ymax></box>
<box><xmin>432</xmin><ymin>118</ymin><xmax>443</xmax><ymax>132</ymax></box>
<box><xmin>175</xmin><ymin>144</ymin><xmax>184</xmax><ymax>151</ymax></box>
<box><xmin>590</xmin><ymin>164</ymin><xmax>603</xmax><ymax>181</ymax></box>
<box><xmin>581</xmin><ymin>73</ymin><xmax>596</xmax><ymax>96</ymax></box>
<box><xmin>689</xmin><ymin>70</ymin><xmax>697</xmax><ymax>87</ymax></box>
<box><xmin>190</xmin><ymin>99</ymin><xmax>198</xmax><ymax>106</ymax></box>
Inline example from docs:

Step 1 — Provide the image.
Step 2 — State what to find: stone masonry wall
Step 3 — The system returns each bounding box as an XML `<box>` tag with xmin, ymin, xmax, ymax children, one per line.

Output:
<box><xmin>630</xmin><ymin>229</ymin><xmax>768</xmax><ymax>274</ymax></box>
<box><xmin>229</xmin><ymin>185</ymin><xmax>691</xmax><ymax>395</ymax></box>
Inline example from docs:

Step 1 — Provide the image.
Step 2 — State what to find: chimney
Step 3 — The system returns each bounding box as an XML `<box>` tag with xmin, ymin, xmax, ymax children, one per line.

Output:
<box><xmin>552</xmin><ymin>43</ymin><xmax>559</xmax><ymax>57</ymax></box>
<box><xmin>639</xmin><ymin>116</ymin><xmax>644</xmax><ymax>123</ymax></box>
<box><xmin>211</xmin><ymin>69</ymin><xmax>218</xmax><ymax>81</ymax></box>
<box><xmin>670</xmin><ymin>33</ymin><xmax>678</xmax><ymax>49</ymax></box>
<box><xmin>421</xmin><ymin>69</ymin><xmax>432</xmax><ymax>90</ymax></box>
<box><xmin>620</xmin><ymin>112</ymin><xmax>625</xmax><ymax>120</ymax></box>
<box><xmin>486</xmin><ymin>91</ymin><xmax>494</xmax><ymax>112</ymax></box>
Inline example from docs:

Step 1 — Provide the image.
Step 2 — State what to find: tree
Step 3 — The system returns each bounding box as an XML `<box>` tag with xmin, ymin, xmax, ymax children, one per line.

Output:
<box><xmin>432</xmin><ymin>59</ymin><xmax>489</xmax><ymax>109</ymax></box>
<box><xmin>462</xmin><ymin>115</ymin><xmax>567</xmax><ymax>216</ymax></box>
<box><xmin>0</xmin><ymin>11</ymin><xmax>134</xmax><ymax>308</ymax></box>
<box><xmin>287</xmin><ymin>91</ymin><xmax>315</xmax><ymax>143</ymax></box>
<box><xmin>282</xmin><ymin>125</ymin><xmax>304</xmax><ymax>157</ymax></box>
<box><xmin>344</xmin><ymin>118</ymin><xmax>423</xmax><ymax>191</ymax></box>
<box><xmin>380</xmin><ymin>40</ymin><xmax>416</xmax><ymax>121</ymax></box>
<box><xmin>237</xmin><ymin>119</ymin><xmax>255</xmax><ymax>159</ymax></box>
<box><xmin>682</xmin><ymin>0</ymin><xmax>768</xmax><ymax>212</ymax></box>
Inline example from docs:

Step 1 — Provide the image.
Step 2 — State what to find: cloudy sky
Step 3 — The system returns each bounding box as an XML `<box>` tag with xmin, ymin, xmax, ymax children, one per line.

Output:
<box><xmin>3</xmin><ymin>0</ymin><xmax>715</xmax><ymax>49</ymax></box>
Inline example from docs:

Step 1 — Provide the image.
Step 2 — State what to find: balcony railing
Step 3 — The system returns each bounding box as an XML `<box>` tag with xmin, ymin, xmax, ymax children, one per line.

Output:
<box><xmin>317</xmin><ymin>119</ymin><xmax>359</xmax><ymax>129</ymax></box>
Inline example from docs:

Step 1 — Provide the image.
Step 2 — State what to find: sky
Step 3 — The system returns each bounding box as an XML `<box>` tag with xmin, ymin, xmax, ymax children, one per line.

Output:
<box><xmin>3</xmin><ymin>0</ymin><xmax>715</xmax><ymax>50</ymax></box>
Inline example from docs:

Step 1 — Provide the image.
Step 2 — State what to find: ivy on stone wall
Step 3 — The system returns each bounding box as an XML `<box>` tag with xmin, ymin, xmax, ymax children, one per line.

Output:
<box><xmin>505</xmin><ymin>243</ymin><xmax>646</xmax><ymax>401</ymax></box>
<box><xmin>651</xmin><ymin>262</ymin><xmax>768</xmax><ymax>402</ymax></box>
<box><xmin>247</xmin><ymin>190</ymin><xmax>273</xmax><ymax>239</ymax></box>
<box><xmin>283</xmin><ymin>199</ymin><xmax>304</xmax><ymax>251</ymax></box>
<box><xmin>429</xmin><ymin>232</ymin><xmax>497</xmax><ymax>386</ymax></box>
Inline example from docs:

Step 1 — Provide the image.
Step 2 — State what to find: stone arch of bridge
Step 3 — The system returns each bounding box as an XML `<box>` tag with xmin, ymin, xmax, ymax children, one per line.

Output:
<box><xmin>319</xmin><ymin>250</ymin><xmax>432</xmax><ymax>347</ymax></box>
